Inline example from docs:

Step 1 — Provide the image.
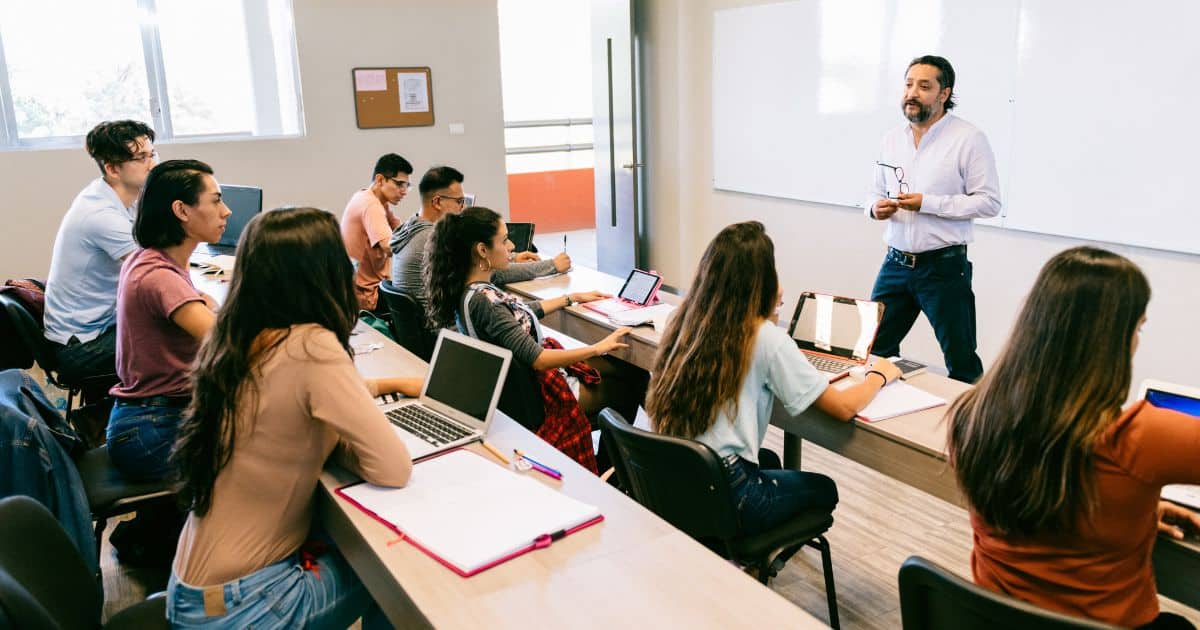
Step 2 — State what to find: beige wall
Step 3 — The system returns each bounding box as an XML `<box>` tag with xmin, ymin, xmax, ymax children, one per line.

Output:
<box><xmin>642</xmin><ymin>0</ymin><xmax>1200</xmax><ymax>390</ymax></box>
<box><xmin>0</xmin><ymin>0</ymin><xmax>508</xmax><ymax>279</ymax></box>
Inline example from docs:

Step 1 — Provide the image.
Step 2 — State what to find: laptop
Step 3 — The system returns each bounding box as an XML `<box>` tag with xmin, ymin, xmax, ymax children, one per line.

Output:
<box><xmin>581</xmin><ymin>269</ymin><xmax>663</xmax><ymax>317</ymax></box>
<box><xmin>786</xmin><ymin>292</ymin><xmax>884</xmax><ymax>381</ymax></box>
<box><xmin>1139</xmin><ymin>379</ymin><xmax>1200</xmax><ymax>509</ymax></box>
<box><xmin>506</xmin><ymin>222</ymin><xmax>535</xmax><ymax>253</ymax></box>
<box><xmin>380</xmin><ymin>329</ymin><xmax>512</xmax><ymax>461</ymax></box>
<box><xmin>196</xmin><ymin>184</ymin><xmax>263</xmax><ymax>256</ymax></box>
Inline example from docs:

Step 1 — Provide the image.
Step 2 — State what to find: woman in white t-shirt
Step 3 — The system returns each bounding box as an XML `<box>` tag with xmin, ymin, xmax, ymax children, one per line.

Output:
<box><xmin>647</xmin><ymin>221</ymin><xmax>900</xmax><ymax>535</ymax></box>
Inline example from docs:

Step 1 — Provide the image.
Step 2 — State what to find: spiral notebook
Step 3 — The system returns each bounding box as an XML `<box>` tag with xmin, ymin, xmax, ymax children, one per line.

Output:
<box><xmin>336</xmin><ymin>449</ymin><xmax>602</xmax><ymax>576</ymax></box>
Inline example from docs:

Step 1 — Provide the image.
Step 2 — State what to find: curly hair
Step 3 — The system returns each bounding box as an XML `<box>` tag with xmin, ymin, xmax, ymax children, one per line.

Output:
<box><xmin>423</xmin><ymin>206</ymin><xmax>502</xmax><ymax>329</ymax></box>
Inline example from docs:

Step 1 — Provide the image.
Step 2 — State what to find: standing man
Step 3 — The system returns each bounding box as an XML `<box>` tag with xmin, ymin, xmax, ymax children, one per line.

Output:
<box><xmin>340</xmin><ymin>153</ymin><xmax>412</xmax><ymax>313</ymax></box>
<box><xmin>44</xmin><ymin>120</ymin><xmax>158</xmax><ymax>382</ymax></box>
<box><xmin>866</xmin><ymin>55</ymin><xmax>1000</xmax><ymax>383</ymax></box>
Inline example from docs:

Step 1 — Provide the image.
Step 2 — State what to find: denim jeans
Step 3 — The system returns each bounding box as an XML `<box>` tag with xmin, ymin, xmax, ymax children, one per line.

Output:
<box><xmin>51</xmin><ymin>325</ymin><xmax>117</xmax><ymax>383</ymax></box>
<box><xmin>870</xmin><ymin>248</ymin><xmax>983</xmax><ymax>383</ymax></box>
<box><xmin>106</xmin><ymin>397</ymin><xmax>188</xmax><ymax>482</ymax></box>
<box><xmin>167</xmin><ymin>548</ymin><xmax>390</xmax><ymax>629</ymax></box>
<box><xmin>725</xmin><ymin>454</ymin><xmax>839</xmax><ymax>537</ymax></box>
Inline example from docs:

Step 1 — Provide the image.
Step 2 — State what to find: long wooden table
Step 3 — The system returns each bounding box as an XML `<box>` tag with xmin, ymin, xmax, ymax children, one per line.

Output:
<box><xmin>321</xmin><ymin>324</ymin><xmax>824</xmax><ymax>628</ymax></box>
<box><xmin>507</xmin><ymin>266</ymin><xmax>1200</xmax><ymax>611</ymax></box>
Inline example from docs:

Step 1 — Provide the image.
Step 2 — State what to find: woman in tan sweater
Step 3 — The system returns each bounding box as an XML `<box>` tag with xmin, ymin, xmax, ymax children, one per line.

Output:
<box><xmin>167</xmin><ymin>207</ymin><xmax>418</xmax><ymax>628</ymax></box>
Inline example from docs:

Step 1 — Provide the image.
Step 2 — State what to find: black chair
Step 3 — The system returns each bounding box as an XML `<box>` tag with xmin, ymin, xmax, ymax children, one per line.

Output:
<box><xmin>897</xmin><ymin>556</ymin><xmax>1120</xmax><ymax>630</ymax></box>
<box><xmin>0</xmin><ymin>291</ymin><xmax>117</xmax><ymax>428</ymax></box>
<box><xmin>598</xmin><ymin>409</ymin><xmax>841</xmax><ymax>628</ymax></box>
<box><xmin>377</xmin><ymin>281</ymin><xmax>435</xmax><ymax>361</ymax></box>
<box><xmin>0</xmin><ymin>495</ymin><xmax>168</xmax><ymax>629</ymax></box>
<box><xmin>76</xmin><ymin>446</ymin><xmax>177</xmax><ymax>560</ymax></box>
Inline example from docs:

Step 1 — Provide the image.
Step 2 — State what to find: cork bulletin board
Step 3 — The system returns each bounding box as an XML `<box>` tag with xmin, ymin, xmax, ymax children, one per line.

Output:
<box><xmin>352</xmin><ymin>66</ymin><xmax>434</xmax><ymax>129</ymax></box>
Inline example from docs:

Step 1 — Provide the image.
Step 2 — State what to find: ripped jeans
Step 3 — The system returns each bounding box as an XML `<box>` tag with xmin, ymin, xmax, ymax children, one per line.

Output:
<box><xmin>723</xmin><ymin>450</ymin><xmax>839</xmax><ymax>537</ymax></box>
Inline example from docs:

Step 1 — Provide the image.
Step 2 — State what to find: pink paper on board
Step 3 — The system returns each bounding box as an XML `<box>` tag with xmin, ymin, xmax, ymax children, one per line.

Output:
<box><xmin>355</xmin><ymin>69</ymin><xmax>388</xmax><ymax>92</ymax></box>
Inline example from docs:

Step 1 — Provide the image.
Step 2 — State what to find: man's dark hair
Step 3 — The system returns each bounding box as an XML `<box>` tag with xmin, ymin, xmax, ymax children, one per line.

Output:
<box><xmin>908</xmin><ymin>55</ymin><xmax>957</xmax><ymax>111</ymax></box>
<box><xmin>134</xmin><ymin>159</ymin><xmax>214</xmax><ymax>248</ymax></box>
<box><xmin>419</xmin><ymin>166</ymin><xmax>465</xmax><ymax>201</ymax></box>
<box><xmin>373</xmin><ymin>153</ymin><xmax>413</xmax><ymax>179</ymax></box>
<box><xmin>85</xmin><ymin>120</ymin><xmax>156</xmax><ymax>175</ymax></box>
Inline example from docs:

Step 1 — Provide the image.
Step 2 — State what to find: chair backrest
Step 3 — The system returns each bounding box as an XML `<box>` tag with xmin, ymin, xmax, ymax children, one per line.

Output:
<box><xmin>378</xmin><ymin>281</ymin><xmax>434</xmax><ymax>361</ymax></box>
<box><xmin>0</xmin><ymin>293</ymin><xmax>49</xmax><ymax>372</ymax></box>
<box><xmin>597</xmin><ymin>409</ymin><xmax>739</xmax><ymax>541</ymax></box>
<box><xmin>0</xmin><ymin>496</ymin><xmax>101</xmax><ymax>629</ymax></box>
<box><xmin>898</xmin><ymin>556</ymin><xmax>1120</xmax><ymax>630</ymax></box>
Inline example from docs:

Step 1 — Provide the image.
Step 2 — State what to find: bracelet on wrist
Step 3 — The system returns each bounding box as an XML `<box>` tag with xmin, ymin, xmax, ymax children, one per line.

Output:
<box><xmin>866</xmin><ymin>370</ymin><xmax>888</xmax><ymax>386</ymax></box>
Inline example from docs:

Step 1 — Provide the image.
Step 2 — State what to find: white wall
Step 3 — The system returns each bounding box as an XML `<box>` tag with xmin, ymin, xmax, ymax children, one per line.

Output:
<box><xmin>0</xmin><ymin>0</ymin><xmax>509</xmax><ymax>279</ymax></box>
<box><xmin>642</xmin><ymin>0</ymin><xmax>1200</xmax><ymax>391</ymax></box>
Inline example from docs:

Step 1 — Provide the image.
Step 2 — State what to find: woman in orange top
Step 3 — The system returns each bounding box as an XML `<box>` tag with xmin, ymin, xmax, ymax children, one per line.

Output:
<box><xmin>948</xmin><ymin>246</ymin><xmax>1200</xmax><ymax>629</ymax></box>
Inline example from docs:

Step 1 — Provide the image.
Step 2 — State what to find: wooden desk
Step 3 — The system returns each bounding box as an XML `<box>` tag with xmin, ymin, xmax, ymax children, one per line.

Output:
<box><xmin>505</xmin><ymin>267</ymin><xmax>672</xmax><ymax>372</ymax></box>
<box><xmin>319</xmin><ymin>323</ymin><xmax>824</xmax><ymax>628</ymax></box>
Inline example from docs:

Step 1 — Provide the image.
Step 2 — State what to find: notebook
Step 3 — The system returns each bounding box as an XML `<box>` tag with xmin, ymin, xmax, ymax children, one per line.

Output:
<box><xmin>581</xmin><ymin>269</ymin><xmax>663</xmax><ymax>317</ymax></box>
<box><xmin>196</xmin><ymin>184</ymin><xmax>262</xmax><ymax>255</ymax></box>
<box><xmin>1138</xmin><ymin>379</ymin><xmax>1200</xmax><ymax>509</ymax></box>
<box><xmin>854</xmin><ymin>380</ymin><xmax>947</xmax><ymax>422</ymax></box>
<box><xmin>337</xmin><ymin>449</ymin><xmax>603</xmax><ymax>576</ymax></box>
<box><xmin>379</xmin><ymin>329</ymin><xmax>511</xmax><ymax>461</ymax></box>
<box><xmin>786</xmin><ymin>292</ymin><xmax>884</xmax><ymax>381</ymax></box>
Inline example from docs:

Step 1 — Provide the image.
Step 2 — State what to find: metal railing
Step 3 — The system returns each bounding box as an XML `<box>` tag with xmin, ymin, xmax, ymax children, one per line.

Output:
<box><xmin>503</xmin><ymin>118</ymin><xmax>593</xmax><ymax>155</ymax></box>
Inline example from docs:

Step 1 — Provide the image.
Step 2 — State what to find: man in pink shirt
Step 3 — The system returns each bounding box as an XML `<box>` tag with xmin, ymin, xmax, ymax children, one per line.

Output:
<box><xmin>340</xmin><ymin>153</ymin><xmax>412</xmax><ymax>312</ymax></box>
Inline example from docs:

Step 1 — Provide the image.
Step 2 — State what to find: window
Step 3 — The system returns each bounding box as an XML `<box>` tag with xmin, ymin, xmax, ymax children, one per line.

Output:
<box><xmin>0</xmin><ymin>0</ymin><xmax>304</xmax><ymax>149</ymax></box>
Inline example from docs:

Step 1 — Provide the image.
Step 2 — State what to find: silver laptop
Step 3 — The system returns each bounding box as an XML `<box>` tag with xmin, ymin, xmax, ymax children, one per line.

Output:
<box><xmin>1138</xmin><ymin>379</ymin><xmax>1200</xmax><ymax>509</ymax></box>
<box><xmin>381</xmin><ymin>329</ymin><xmax>511</xmax><ymax>460</ymax></box>
<box><xmin>786</xmin><ymin>291</ymin><xmax>884</xmax><ymax>381</ymax></box>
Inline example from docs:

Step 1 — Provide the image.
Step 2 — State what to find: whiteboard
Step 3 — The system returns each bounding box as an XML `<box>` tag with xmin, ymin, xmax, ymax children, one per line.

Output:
<box><xmin>1002</xmin><ymin>2</ymin><xmax>1200</xmax><ymax>254</ymax></box>
<box><xmin>712</xmin><ymin>0</ymin><xmax>1200</xmax><ymax>255</ymax></box>
<box><xmin>713</xmin><ymin>0</ymin><xmax>1020</xmax><ymax>218</ymax></box>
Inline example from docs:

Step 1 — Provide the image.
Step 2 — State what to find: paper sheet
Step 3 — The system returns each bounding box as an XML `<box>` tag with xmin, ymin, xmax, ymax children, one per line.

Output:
<box><xmin>355</xmin><ymin>69</ymin><xmax>388</xmax><ymax>92</ymax></box>
<box><xmin>398</xmin><ymin>72</ymin><xmax>429</xmax><ymax>113</ymax></box>
<box><xmin>856</xmin><ymin>380</ymin><xmax>947</xmax><ymax>423</ymax></box>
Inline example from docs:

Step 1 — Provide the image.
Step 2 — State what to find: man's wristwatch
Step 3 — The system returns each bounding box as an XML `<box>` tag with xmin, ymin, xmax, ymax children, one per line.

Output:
<box><xmin>565</xmin><ymin>294</ymin><xmax>578</xmax><ymax>307</ymax></box>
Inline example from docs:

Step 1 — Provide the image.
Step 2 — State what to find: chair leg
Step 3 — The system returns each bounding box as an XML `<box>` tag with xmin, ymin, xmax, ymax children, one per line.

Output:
<box><xmin>807</xmin><ymin>535</ymin><xmax>840</xmax><ymax>630</ymax></box>
<box><xmin>94</xmin><ymin>516</ymin><xmax>107</xmax><ymax>560</ymax></box>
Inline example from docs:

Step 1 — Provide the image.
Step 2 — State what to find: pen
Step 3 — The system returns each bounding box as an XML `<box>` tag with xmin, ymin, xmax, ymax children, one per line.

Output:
<box><xmin>563</xmin><ymin>234</ymin><xmax>567</xmax><ymax>255</ymax></box>
<box><xmin>514</xmin><ymin>449</ymin><xmax>563</xmax><ymax>480</ymax></box>
<box><xmin>481</xmin><ymin>440</ymin><xmax>511</xmax><ymax>465</ymax></box>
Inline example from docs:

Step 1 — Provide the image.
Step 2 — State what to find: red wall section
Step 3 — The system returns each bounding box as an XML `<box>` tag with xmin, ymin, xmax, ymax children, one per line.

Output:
<box><xmin>507</xmin><ymin>168</ymin><xmax>595</xmax><ymax>232</ymax></box>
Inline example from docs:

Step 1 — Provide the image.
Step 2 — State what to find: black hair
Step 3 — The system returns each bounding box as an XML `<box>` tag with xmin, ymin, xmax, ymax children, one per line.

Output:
<box><xmin>85</xmin><ymin>120</ymin><xmax>156</xmax><ymax>175</ymax></box>
<box><xmin>133</xmin><ymin>159</ymin><xmax>215</xmax><ymax>249</ymax></box>
<box><xmin>424</xmin><ymin>206</ymin><xmax>502</xmax><ymax>329</ymax></box>
<box><xmin>373</xmin><ymin>153</ymin><xmax>413</xmax><ymax>179</ymax></box>
<box><xmin>419</xmin><ymin>165</ymin><xmax>465</xmax><ymax>201</ymax></box>
<box><xmin>908</xmin><ymin>55</ymin><xmax>957</xmax><ymax>111</ymax></box>
<box><xmin>173</xmin><ymin>207</ymin><xmax>359</xmax><ymax>516</ymax></box>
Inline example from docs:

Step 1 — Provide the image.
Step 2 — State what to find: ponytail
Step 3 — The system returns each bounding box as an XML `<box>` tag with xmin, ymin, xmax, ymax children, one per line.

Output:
<box><xmin>424</xmin><ymin>206</ymin><xmax>502</xmax><ymax>328</ymax></box>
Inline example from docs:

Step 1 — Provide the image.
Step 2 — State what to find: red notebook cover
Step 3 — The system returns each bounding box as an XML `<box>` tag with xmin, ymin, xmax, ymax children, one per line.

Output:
<box><xmin>333</xmin><ymin>449</ymin><xmax>604</xmax><ymax>578</ymax></box>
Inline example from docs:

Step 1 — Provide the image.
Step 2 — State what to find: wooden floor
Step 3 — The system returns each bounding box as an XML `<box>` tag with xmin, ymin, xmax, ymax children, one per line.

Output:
<box><xmin>100</xmin><ymin>428</ymin><xmax>1200</xmax><ymax>627</ymax></box>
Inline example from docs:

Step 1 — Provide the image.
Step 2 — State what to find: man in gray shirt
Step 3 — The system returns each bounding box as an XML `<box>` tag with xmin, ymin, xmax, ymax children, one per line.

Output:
<box><xmin>389</xmin><ymin>165</ymin><xmax>570</xmax><ymax>308</ymax></box>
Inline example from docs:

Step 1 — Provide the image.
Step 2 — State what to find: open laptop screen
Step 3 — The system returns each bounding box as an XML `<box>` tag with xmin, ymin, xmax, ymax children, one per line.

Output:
<box><xmin>217</xmin><ymin>185</ymin><xmax>263</xmax><ymax>247</ymax></box>
<box><xmin>423</xmin><ymin>335</ymin><xmax>508</xmax><ymax>422</ymax></box>
<box><xmin>1146</xmin><ymin>389</ymin><xmax>1200</xmax><ymax>417</ymax></box>
<box><xmin>506</xmin><ymin>223</ymin><xmax>535</xmax><ymax>252</ymax></box>
<box><xmin>787</xmin><ymin>292</ymin><xmax>882</xmax><ymax>360</ymax></box>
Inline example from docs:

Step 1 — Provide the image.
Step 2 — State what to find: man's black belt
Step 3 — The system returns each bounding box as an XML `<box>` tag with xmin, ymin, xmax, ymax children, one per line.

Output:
<box><xmin>887</xmin><ymin>244</ymin><xmax>967</xmax><ymax>268</ymax></box>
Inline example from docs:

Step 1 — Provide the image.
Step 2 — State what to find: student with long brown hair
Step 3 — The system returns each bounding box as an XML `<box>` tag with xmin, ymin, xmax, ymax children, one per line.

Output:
<box><xmin>648</xmin><ymin>221</ymin><xmax>899</xmax><ymax>536</ymax></box>
<box><xmin>948</xmin><ymin>246</ymin><xmax>1200</xmax><ymax>629</ymax></box>
<box><xmin>168</xmin><ymin>207</ymin><xmax>417</xmax><ymax>627</ymax></box>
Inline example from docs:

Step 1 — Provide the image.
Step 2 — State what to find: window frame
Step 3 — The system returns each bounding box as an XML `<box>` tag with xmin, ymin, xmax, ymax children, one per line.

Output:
<box><xmin>0</xmin><ymin>0</ymin><xmax>304</xmax><ymax>151</ymax></box>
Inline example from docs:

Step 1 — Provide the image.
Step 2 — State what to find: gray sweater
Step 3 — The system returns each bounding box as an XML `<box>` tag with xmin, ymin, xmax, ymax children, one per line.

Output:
<box><xmin>460</xmin><ymin>284</ymin><xmax>546</xmax><ymax>366</ymax></box>
<box><xmin>389</xmin><ymin>214</ymin><xmax>556</xmax><ymax>307</ymax></box>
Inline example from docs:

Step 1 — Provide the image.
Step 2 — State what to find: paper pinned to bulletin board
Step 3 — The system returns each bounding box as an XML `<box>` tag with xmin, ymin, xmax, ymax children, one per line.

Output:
<box><xmin>352</xmin><ymin>66</ymin><xmax>434</xmax><ymax>129</ymax></box>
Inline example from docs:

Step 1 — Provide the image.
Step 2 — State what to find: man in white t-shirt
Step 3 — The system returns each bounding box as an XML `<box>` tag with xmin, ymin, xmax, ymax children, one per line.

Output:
<box><xmin>44</xmin><ymin>120</ymin><xmax>158</xmax><ymax>382</ymax></box>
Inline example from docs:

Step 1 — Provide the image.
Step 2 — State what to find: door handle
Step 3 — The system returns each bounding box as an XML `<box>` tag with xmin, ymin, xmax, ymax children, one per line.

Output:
<box><xmin>621</xmin><ymin>163</ymin><xmax>644</xmax><ymax>169</ymax></box>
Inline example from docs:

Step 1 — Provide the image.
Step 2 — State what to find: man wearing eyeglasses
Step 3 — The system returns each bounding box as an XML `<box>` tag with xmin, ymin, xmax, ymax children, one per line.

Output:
<box><xmin>389</xmin><ymin>166</ymin><xmax>570</xmax><ymax>310</ymax></box>
<box><xmin>44</xmin><ymin>120</ymin><xmax>158</xmax><ymax>383</ymax></box>
<box><xmin>865</xmin><ymin>55</ymin><xmax>1001</xmax><ymax>384</ymax></box>
<box><xmin>340</xmin><ymin>153</ymin><xmax>413</xmax><ymax>313</ymax></box>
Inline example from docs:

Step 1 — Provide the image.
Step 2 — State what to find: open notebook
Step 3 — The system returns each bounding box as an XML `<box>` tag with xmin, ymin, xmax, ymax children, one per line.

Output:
<box><xmin>854</xmin><ymin>380</ymin><xmax>947</xmax><ymax>423</ymax></box>
<box><xmin>336</xmin><ymin>449</ymin><xmax>602</xmax><ymax>577</ymax></box>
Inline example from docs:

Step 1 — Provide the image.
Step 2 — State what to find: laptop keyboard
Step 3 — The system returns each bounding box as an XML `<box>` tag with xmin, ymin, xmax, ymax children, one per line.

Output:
<box><xmin>386</xmin><ymin>405</ymin><xmax>472</xmax><ymax>446</ymax></box>
<box><xmin>807</xmin><ymin>354</ymin><xmax>859</xmax><ymax>375</ymax></box>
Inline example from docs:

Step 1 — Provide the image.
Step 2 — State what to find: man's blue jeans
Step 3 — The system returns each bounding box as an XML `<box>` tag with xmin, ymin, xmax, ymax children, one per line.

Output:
<box><xmin>869</xmin><ymin>247</ymin><xmax>983</xmax><ymax>383</ymax></box>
